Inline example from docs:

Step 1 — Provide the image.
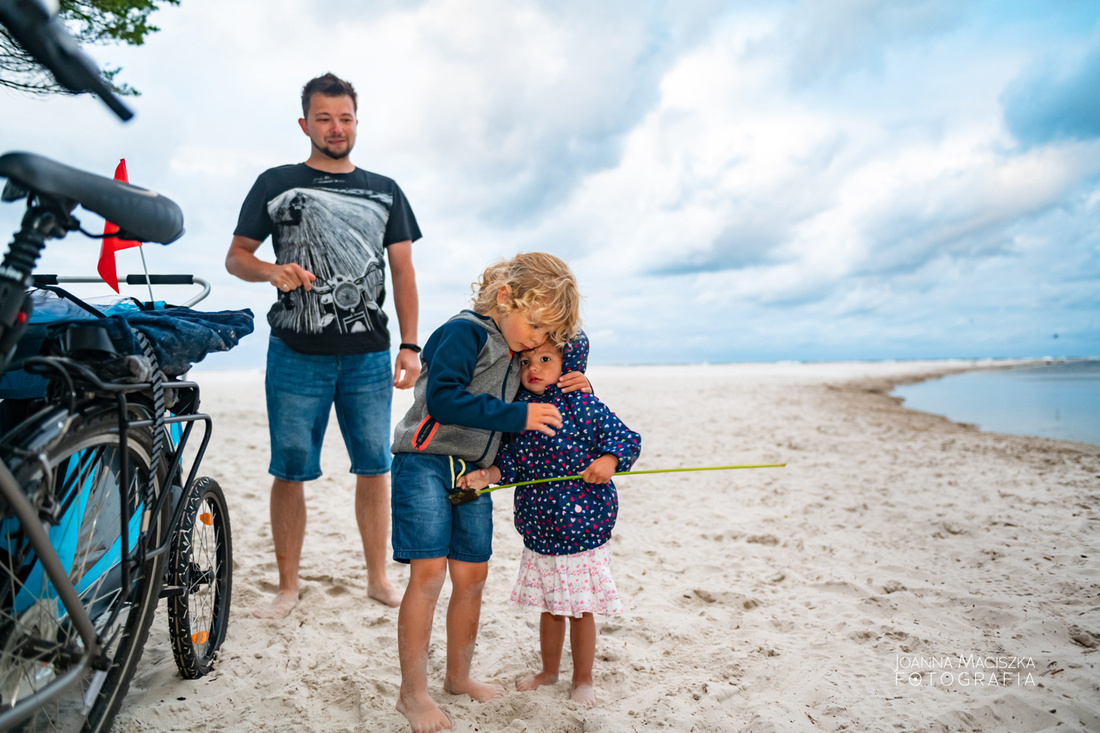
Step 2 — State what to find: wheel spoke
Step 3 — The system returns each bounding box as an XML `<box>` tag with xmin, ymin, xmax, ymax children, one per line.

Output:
<box><xmin>0</xmin><ymin>416</ymin><xmax>166</xmax><ymax>731</ymax></box>
<box><xmin>168</xmin><ymin>478</ymin><xmax>232</xmax><ymax>679</ymax></box>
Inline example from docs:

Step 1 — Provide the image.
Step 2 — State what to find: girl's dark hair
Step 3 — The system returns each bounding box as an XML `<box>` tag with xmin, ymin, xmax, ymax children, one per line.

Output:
<box><xmin>301</xmin><ymin>73</ymin><xmax>357</xmax><ymax>116</ymax></box>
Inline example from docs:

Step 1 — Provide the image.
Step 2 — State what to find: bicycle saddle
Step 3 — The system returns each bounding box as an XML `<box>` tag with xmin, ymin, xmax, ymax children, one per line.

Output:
<box><xmin>0</xmin><ymin>151</ymin><xmax>184</xmax><ymax>244</ymax></box>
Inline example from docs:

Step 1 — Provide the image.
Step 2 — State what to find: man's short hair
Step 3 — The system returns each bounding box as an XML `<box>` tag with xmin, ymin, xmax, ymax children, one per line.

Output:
<box><xmin>301</xmin><ymin>73</ymin><xmax>358</xmax><ymax>117</ymax></box>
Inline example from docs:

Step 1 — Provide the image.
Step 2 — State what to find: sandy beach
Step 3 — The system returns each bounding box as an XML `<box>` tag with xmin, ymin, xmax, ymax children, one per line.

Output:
<box><xmin>112</xmin><ymin>360</ymin><xmax>1100</xmax><ymax>733</ymax></box>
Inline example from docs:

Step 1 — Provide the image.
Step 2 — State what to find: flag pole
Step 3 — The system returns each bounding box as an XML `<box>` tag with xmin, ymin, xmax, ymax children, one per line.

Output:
<box><xmin>137</xmin><ymin>244</ymin><xmax>154</xmax><ymax>303</ymax></box>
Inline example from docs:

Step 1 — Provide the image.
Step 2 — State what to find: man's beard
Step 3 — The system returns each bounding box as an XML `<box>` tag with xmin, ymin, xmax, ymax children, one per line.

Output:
<box><xmin>315</xmin><ymin>139</ymin><xmax>353</xmax><ymax>160</ymax></box>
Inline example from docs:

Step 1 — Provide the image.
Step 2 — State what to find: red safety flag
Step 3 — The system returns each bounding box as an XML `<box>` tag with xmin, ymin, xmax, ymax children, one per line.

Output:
<box><xmin>97</xmin><ymin>159</ymin><xmax>142</xmax><ymax>292</ymax></box>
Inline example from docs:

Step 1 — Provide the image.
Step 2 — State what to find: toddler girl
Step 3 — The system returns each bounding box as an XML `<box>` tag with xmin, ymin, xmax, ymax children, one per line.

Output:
<box><xmin>459</xmin><ymin>332</ymin><xmax>640</xmax><ymax>706</ymax></box>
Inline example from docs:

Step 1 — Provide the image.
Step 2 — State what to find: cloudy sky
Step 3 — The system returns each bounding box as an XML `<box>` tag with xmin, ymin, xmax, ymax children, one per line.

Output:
<box><xmin>1</xmin><ymin>0</ymin><xmax>1098</xmax><ymax>368</ymax></box>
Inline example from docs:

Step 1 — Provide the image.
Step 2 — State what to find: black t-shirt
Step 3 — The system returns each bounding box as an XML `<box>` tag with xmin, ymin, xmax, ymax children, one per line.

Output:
<box><xmin>234</xmin><ymin>163</ymin><xmax>421</xmax><ymax>355</ymax></box>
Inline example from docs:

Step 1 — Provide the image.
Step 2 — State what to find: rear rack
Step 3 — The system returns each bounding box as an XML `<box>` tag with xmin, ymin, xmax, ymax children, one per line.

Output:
<box><xmin>33</xmin><ymin>274</ymin><xmax>211</xmax><ymax>308</ymax></box>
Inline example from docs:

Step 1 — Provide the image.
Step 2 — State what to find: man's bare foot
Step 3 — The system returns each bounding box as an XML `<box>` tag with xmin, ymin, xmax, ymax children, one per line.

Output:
<box><xmin>571</xmin><ymin>683</ymin><xmax>597</xmax><ymax>707</ymax></box>
<box><xmin>396</xmin><ymin>691</ymin><xmax>450</xmax><ymax>733</ymax></box>
<box><xmin>516</xmin><ymin>670</ymin><xmax>558</xmax><ymax>691</ymax></box>
<box><xmin>252</xmin><ymin>589</ymin><xmax>298</xmax><ymax>619</ymax></box>
<box><xmin>368</xmin><ymin>580</ymin><xmax>404</xmax><ymax>608</ymax></box>
<box><xmin>443</xmin><ymin>677</ymin><xmax>505</xmax><ymax>702</ymax></box>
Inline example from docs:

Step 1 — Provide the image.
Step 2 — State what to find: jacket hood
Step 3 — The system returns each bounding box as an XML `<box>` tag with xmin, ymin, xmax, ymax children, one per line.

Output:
<box><xmin>562</xmin><ymin>330</ymin><xmax>588</xmax><ymax>373</ymax></box>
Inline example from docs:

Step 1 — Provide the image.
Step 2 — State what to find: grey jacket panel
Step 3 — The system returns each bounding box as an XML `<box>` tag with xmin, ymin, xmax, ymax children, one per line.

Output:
<box><xmin>391</xmin><ymin>310</ymin><xmax>521</xmax><ymax>468</ymax></box>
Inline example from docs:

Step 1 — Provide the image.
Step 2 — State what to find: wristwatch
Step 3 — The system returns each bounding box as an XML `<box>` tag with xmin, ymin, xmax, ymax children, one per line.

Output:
<box><xmin>399</xmin><ymin>343</ymin><xmax>421</xmax><ymax>353</ymax></box>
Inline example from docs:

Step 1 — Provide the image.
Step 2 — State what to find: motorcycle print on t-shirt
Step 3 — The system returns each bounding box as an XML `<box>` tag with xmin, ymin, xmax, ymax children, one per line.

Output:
<box><xmin>265</xmin><ymin>185</ymin><xmax>391</xmax><ymax>337</ymax></box>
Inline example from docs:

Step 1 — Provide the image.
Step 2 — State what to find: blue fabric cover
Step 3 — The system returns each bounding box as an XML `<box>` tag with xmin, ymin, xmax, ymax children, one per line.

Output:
<box><xmin>74</xmin><ymin>307</ymin><xmax>255</xmax><ymax>376</ymax></box>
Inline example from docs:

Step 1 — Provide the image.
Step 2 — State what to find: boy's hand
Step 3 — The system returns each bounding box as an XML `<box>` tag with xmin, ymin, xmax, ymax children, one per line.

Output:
<box><xmin>558</xmin><ymin>371</ymin><xmax>592</xmax><ymax>394</ymax></box>
<box><xmin>582</xmin><ymin>453</ymin><xmax>619</xmax><ymax>484</ymax></box>
<box><xmin>456</xmin><ymin>467</ymin><xmax>499</xmax><ymax>491</ymax></box>
<box><xmin>526</xmin><ymin>403</ymin><xmax>562</xmax><ymax>436</ymax></box>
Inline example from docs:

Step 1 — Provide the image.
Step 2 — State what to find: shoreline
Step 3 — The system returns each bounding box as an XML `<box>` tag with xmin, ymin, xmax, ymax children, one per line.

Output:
<box><xmin>866</xmin><ymin>359</ymin><xmax>1100</xmax><ymax>450</ymax></box>
<box><xmin>117</xmin><ymin>360</ymin><xmax>1100</xmax><ymax>732</ymax></box>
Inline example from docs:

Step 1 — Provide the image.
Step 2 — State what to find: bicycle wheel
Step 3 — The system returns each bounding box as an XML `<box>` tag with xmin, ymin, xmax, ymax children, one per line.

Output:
<box><xmin>0</xmin><ymin>409</ymin><xmax>168</xmax><ymax>732</ymax></box>
<box><xmin>167</xmin><ymin>476</ymin><xmax>231</xmax><ymax>679</ymax></box>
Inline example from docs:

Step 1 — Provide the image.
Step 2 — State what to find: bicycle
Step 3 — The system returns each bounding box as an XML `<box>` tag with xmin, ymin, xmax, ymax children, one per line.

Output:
<box><xmin>0</xmin><ymin>159</ymin><xmax>245</xmax><ymax>731</ymax></box>
<box><xmin>0</xmin><ymin>2</ymin><xmax>249</xmax><ymax>730</ymax></box>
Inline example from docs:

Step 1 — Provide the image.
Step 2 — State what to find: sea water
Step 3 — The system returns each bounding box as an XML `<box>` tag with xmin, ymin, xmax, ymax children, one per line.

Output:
<box><xmin>892</xmin><ymin>360</ymin><xmax>1100</xmax><ymax>446</ymax></box>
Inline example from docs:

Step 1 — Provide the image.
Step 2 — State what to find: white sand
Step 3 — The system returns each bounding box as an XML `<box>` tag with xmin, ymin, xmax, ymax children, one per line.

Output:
<box><xmin>114</xmin><ymin>361</ymin><xmax>1100</xmax><ymax>732</ymax></box>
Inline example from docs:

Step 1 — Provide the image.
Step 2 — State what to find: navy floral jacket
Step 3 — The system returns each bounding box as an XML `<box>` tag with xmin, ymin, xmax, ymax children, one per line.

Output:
<box><xmin>496</xmin><ymin>333</ymin><xmax>641</xmax><ymax>556</ymax></box>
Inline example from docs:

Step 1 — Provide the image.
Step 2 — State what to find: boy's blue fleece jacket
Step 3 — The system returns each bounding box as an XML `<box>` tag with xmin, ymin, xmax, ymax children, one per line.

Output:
<box><xmin>391</xmin><ymin>310</ymin><xmax>527</xmax><ymax>468</ymax></box>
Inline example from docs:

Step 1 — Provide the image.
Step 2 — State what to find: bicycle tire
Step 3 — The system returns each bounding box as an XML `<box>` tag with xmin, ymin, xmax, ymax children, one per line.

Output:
<box><xmin>167</xmin><ymin>476</ymin><xmax>232</xmax><ymax>679</ymax></box>
<box><xmin>0</xmin><ymin>409</ymin><xmax>169</xmax><ymax>732</ymax></box>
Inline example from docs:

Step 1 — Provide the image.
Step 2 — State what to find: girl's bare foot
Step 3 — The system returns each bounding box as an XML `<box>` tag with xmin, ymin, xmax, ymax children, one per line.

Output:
<box><xmin>396</xmin><ymin>692</ymin><xmax>450</xmax><ymax>733</ymax></box>
<box><xmin>443</xmin><ymin>677</ymin><xmax>505</xmax><ymax>702</ymax></box>
<box><xmin>252</xmin><ymin>589</ymin><xmax>298</xmax><ymax>619</ymax></box>
<box><xmin>516</xmin><ymin>670</ymin><xmax>559</xmax><ymax>691</ymax></box>
<box><xmin>571</xmin><ymin>683</ymin><xmax>597</xmax><ymax>707</ymax></box>
<box><xmin>368</xmin><ymin>580</ymin><xmax>404</xmax><ymax>608</ymax></box>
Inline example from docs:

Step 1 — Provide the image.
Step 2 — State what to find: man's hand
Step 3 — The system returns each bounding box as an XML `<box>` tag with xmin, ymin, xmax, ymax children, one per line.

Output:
<box><xmin>558</xmin><ymin>371</ymin><xmax>592</xmax><ymax>394</ymax></box>
<box><xmin>226</xmin><ymin>236</ymin><xmax>317</xmax><ymax>293</ymax></box>
<box><xmin>269</xmin><ymin>262</ymin><xmax>316</xmax><ymax>292</ymax></box>
<box><xmin>526</xmin><ymin>403</ymin><xmax>562</xmax><ymax>436</ymax></box>
<box><xmin>581</xmin><ymin>453</ymin><xmax>619</xmax><ymax>484</ymax></box>
<box><xmin>456</xmin><ymin>466</ymin><xmax>499</xmax><ymax>491</ymax></box>
<box><xmin>393</xmin><ymin>349</ymin><xmax>420</xmax><ymax>389</ymax></box>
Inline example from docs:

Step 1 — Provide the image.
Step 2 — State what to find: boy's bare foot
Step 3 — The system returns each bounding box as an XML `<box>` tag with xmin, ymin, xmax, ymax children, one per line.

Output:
<box><xmin>571</xmin><ymin>683</ymin><xmax>597</xmax><ymax>707</ymax></box>
<box><xmin>368</xmin><ymin>580</ymin><xmax>404</xmax><ymax>608</ymax></box>
<box><xmin>396</xmin><ymin>692</ymin><xmax>450</xmax><ymax>732</ymax></box>
<box><xmin>516</xmin><ymin>670</ymin><xmax>559</xmax><ymax>691</ymax></box>
<box><xmin>443</xmin><ymin>677</ymin><xmax>505</xmax><ymax>702</ymax></box>
<box><xmin>252</xmin><ymin>589</ymin><xmax>298</xmax><ymax>619</ymax></box>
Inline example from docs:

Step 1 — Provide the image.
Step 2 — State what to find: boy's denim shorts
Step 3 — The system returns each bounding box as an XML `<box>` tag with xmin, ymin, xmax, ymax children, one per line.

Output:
<box><xmin>390</xmin><ymin>452</ymin><xmax>493</xmax><ymax>563</ymax></box>
<box><xmin>265</xmin><ymin>335</ymin><xmax>393</xmax><ymax>482</ymax></box>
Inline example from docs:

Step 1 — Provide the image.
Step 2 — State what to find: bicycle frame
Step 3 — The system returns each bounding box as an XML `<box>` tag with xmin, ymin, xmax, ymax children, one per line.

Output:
<box><xmin>0</xmin><ymin>459</ymin><xmax>96</xmax><ymax>725</ymax></box>
<box><xmin>0</xmin><ymin>360</ymin><xmax>213</xmax><ymax>731</ymax></box>
<box><xmin>0</xmin><ymin>5</ymin><xmax>230</xmax><ymax>726</ymax></box>
<box><xmin>0</xmin><ymin>158</ymin><xmax>219</xmax><ymax>728</ymax></box>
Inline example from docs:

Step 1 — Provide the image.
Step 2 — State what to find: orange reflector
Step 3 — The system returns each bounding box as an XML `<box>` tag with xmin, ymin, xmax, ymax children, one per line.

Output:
<box><xmin>199</xmin><ymin>512</ymin><xmax>213</xmax><ymax>526</ymax></box>
<box><xmin>192</xmin><ymin>631</ymin><xmax>209</xmax><ymax>644</ymax></box>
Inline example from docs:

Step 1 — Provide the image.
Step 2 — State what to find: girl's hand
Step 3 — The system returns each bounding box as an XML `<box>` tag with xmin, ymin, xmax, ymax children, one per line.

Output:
<box><xmin>581</xmin><ymin>453</ymin><xmax>619</xmax><ymax>484</ymax></box>
<box><xmin>557</xmin><ymin>371</ymin><xmax>592</xmax><ymax>394</ymax></box>
<box><xmin>526</xmin><ymin>403</ymin><xmax>562</xmax><ymax>436</ymax></box>
<box><xmin>456</xmin><ymin>467</ymin><xmax>498</xmax><ymax>490</ymax></box>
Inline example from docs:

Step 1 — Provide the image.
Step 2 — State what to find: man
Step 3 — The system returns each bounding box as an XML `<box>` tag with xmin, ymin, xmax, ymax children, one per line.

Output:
<box><xmin>226</xmin><ymin>73</ymin><xmax>420</xmax><ymax>619</ymax></box>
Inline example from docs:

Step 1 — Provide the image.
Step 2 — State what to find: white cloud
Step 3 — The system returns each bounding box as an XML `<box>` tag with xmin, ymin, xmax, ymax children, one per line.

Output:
<box><xmin>0</xmin><ymin>0</ymin><xmax>1097</xmax><ymax>366</ymax></box>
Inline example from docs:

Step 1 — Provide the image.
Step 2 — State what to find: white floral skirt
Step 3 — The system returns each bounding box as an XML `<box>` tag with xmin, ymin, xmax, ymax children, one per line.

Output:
<box><xmin>509</xmin><ymin>544</ymin><xmax>623</xmax><ymax>618</ymax></box>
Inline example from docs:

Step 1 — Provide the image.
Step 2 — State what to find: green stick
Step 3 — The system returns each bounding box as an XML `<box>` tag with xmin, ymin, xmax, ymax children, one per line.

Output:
<box><xmin>449</xmin><ymin>463</ymin><xmax>786</xmax><ymax>505</ymax></box>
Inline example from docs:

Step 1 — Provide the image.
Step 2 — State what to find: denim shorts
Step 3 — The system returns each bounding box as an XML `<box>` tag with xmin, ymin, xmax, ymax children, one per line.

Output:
<box><xmin>390</xmin><ymin>452</ymin><xmax>493</xmax><ymax>563</ymax></box>
<box><xmin>265</xmin><ymin>335</ymin><xmax>393</xmax><ymax>481</ymax></box>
